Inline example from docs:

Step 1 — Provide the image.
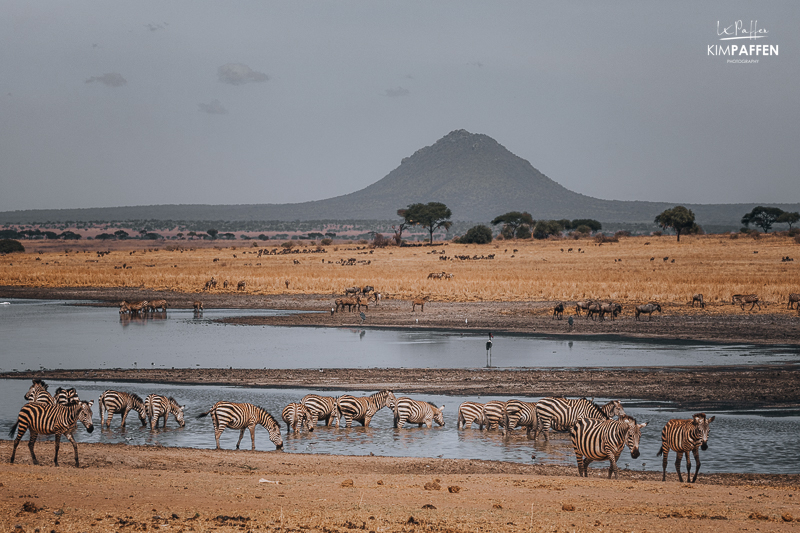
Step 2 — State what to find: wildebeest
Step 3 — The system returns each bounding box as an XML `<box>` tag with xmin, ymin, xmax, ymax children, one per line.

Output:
<box><xmin>335</xmin><ymin>297</ymin><xmax>358</xmax><ymax>312</ymax></box>
<box><xmin>412</xmin><ymin>297</ymin><xmax>428</xmax><ymax>312</ymax></box>
<box><xmin>193</xmin><ymin>301</ymin><xmax>203</xmax><ymax>312</ymax></box>
<box><xmin>552</xmin><ymin>302</ymin><xmax>565</xmax><ymax>320</ymax></box>
<box><xmin>691</xmin><ymin>294</ymin><xmax>705</xmax><ymax>308</ymax></box>
<box><xmin>787</xmin><ymin>293</ymin><xmax>800</xmax><ymax>309</ymax></box>
<box><xmin>237</xmin><ymin>280</ymin><xmax>246</xmax><ymax>291</ymax></box>
<box><xmin>635</xmin><ymin>303</ymin><xmax>662</xmax><ymax>321</ymax></box>
<box><xmin>344</xmin><ymin>286</ymin><xmax>359</xmax><ymax>295</ymax></box>
<box><xmin>575</xmin><ymin>300</ymin><xmax>594</xmax><ymax>316</ymax></box>
<box><xmin>585</xmin><ymin>302</ymin><xmax>602</xmax><ymax>321</ymax></box>
<box><xmin>599</xmin><ymin>303</ymin><xmax>622</xmax><ymax>321</ymax></box>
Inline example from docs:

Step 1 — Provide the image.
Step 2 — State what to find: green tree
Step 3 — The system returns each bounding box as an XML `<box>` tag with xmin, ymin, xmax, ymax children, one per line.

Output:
<box><xmin>0</xmin><ymin>239</ymin><xmax>25</xmax><ymax>253</ymax></box>
<box><xmin>777</xmin><ymin>211</ymin><xmax>800</xmax><ymax>230</ymax></box>
<box><xmin>655</xmin><ymin>206</ymin><xmax>696</xmax><ymax>242</ymax></box>
<box><xmin>532</xmin><ymin>220</ymin><xmax>563</xmax><ymax>240</ymax></box>
<box><xmin>741</xmin><ymin>206</ymin><xmax>784</xmax><ymax>233</ymax></box>
<box><xmin>491</xmin><ymin>211</ymin><xmax>534</xmax><ymax>240</ymax></box>
<box><xmin>570</xmin><ymin>219</ymin><xmax>602</xmax><ymax>232</ymax></box>
<box><xmin>456</xmin><ymin>225</ymin><xmax>493</xmax><ymax>244</ymax></box>
<box><xmin>207</xmin><ymin>228</ymin><xmax>219</xmax><ymax>240</ymax></box>
<box><xmin>404</xmin><ymin>202</ymin><xmax>453</xmax><ymax>244</ymax></box>
<box><xmin>114</xmin><ymin>229</ymin><xmax>129</xmax><ymax>239</ymax></box>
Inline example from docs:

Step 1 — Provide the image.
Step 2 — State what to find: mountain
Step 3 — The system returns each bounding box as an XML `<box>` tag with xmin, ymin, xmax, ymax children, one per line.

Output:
<box><xmin>1</xmin><ymin>129</ymin><xmax>798</xmax><ymax>226</ymax></box>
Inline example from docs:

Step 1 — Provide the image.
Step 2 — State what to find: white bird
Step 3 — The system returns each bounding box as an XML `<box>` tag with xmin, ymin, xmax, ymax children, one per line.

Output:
<box><xmin>465</xmin><ymin>318</ymin><xmax>468</xmax><ymax>324</ymax></box>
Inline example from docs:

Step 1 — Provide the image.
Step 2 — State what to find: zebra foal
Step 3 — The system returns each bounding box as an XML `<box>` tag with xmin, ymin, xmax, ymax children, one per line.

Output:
<box><xmin>145</xmin><ymin>394</ymin><xmax>185</xmax><ymax>429</ymax></box>
<box><xmin>99</xmin><ymin>390</ymin><xmax>147</xmax><ymax>428</ymax></box>
<box><xmin>570</xmin><ymin>415</ymin><xmax>648</xmax><ymax>479</ymax></box>
<box><xmin>335</xmin><ymin>390</ymin><xmax>396</xmax><ymax>428</ymax></box>
<box><xmin>197</xmin><ymin>401</ymin><xmax>283</xmax><ymax>450</ymax></box>
<box><xmin>9</xmin><ymin>400</ymin><xmax>94</xmax><ymax>467</ymax></box>
<box><xmin>393</xmin><ymin>397</ymin><xmax>445</xmax><ymax>429</ymax></box>
<box><xmin>657</xmin><ymin>413</ymin><xmax>715</xmax><ymax>483</ymax></box>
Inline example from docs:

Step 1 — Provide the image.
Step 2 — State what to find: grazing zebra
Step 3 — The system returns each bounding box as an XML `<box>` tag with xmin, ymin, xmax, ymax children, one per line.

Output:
<box><xmin>691</xmin><ymin>294</ymin><xmax>705</xmax><ymax>308</ymax></box>
<box><xmin>237</xmin><ymin>280</ymin><xmax>246</xmax><ymax>291</ymax></box>
<box><xmin>145</xmin><ymin>394</ymin><xmax>185</xmax><ymax>429</ymax></box>
<box><xmin>599</xmin><ymin>303</ymin><xmax>622</xmax><ymax>321</ymax></box>
<box><xmin>24</xmin><ymin>379</ymin><xmax>53</xmax><ymax>404</ymax></box>
<box><xmin>301</xmin><ymin>394</ymin><xmax>340</xmax><ymax>427</ymax></box>
<box><xmin>9</xmin><ymin>400</ymin><xmax>95</xmax><ymax>467</ymax></box>
<box><xmin>575</xmin><ymin>300</ymin><xmax>594</xmax><ymax>316</ymax></box>
<box><xmin>197</xmin><ymin>401</ymin><xmax>283</xmax><ymax>450</ymax></box>
<box><xmin>505</xmin><ymin>399</ymin><xmax>538</xmax><ymax>439</ymax></box>
<box><xmin>281</xmin><ymin>403</ymin><xmax>313</xmax><ymax>433</ymax></box>
<box><xmin>335</xmin><ymin>390</ymin><xmax>396</xmax><ymax>428</ymax></box>
<box><xmin>393</xmin><ymin>397</ymin><xmax>445</xmax><ymax>429</ymax></box>
<box><xmin>412</xmin><ymin>297</ymin><xmax>427</xmax><ymax>312</ymax></box>
<box><xmin>733</xmin><ymin>293</ymin><xmax>760</xmax><ymax>311</ymax></box>
<box><xmin>635</xmin><ymin>303</ymin><xmax>662</xmax><ymax>321</ymax></box>
<box><xmin>552</xmin><ymin>302</ymin><xmax>565</xmax><ymax>320</ymax></box>
<box><xmin>98</xmin><ymin>390</ymin><xmax>147</xmax><ymax>428</ymax></box>
<box><xmin>119</xmin><ymin>301</ymin><xmax>130</xmax><ymax>315</ymax></box>
<box><xmin>657</xmin><ymin>413</ymin><xmax>715</xmax><ymax>483</ymax></box>
<box><xmin>482</xmin><ymin>400</ymin><xmax>508</xmax><ymax>433</ymax></box>
<box><xmin>787</xmin><ymin>293</ymin><xmax>800</xmax><ymax>309</ymax></box>
<box><xmin>570</xmin><ymin>415</ymin><xmax>648</xmax><ymax>479</ymax></box>
<box><xmin>535</xmin><ymin>398</ymin><xmax>625</xmax><ymax>441</ymax></box>
<box><xmin>126</xmin><ymin>300</ymin><xmax>148</xmax><ymax>317</ymax></box>
<box><xmin>457</xmin><ymin>401</ymin><xmax>486</xmax><ymax>430</ymax></box>
<box><xmin>54</xmin><ymin>387</ymin><xmax>80</xmax><ymax>405</ymax></box>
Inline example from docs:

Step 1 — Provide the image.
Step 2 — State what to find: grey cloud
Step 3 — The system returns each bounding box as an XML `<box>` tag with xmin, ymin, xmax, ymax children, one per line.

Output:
<box><xmin>198</xmin><ymin>99</ymin><xmax>228</xmax><ymax>114</ymax></box>
<box><xmin>384</xmin><ymin>87</ymin><xmax>410</xmax><ymax>98</ymax></box>
<box><xmin>85</xmin><ymin>73</ymin><xmax>127</xmax><ymax>87</ymax></box>
<box><xmin>217</xmin><ymin>63</ymin><xmax>269</xmax><ymax>85</ymax></box>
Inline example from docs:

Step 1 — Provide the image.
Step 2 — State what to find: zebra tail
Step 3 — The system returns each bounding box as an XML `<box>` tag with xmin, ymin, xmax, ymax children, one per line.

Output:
<box><xmin>656</xmin><ymin>448</ymin><xmax>663</xmax><ymax>457</ymax></box>
<box><xmin>196</xmin><ymin>409</ymin><xmax>212</xmax><ymax>419</ymax></box>
<box><xmin>8</xmin><ymin>421</ymin><xmax>19</xmax><ymax>438</ymax></box>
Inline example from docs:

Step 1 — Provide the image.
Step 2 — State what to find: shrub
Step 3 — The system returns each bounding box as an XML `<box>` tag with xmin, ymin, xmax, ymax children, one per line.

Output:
<box><xmin>795</xmin><ymin>234</ymin><xmax>800</xmax><ymax>245</ymax></box>
<box><xmin>594</xmin><ymin>233</ymin><xmax>618</xmax><ymax>243</ymax></box>
<box><xmin>651</xmin><ymin>230</ymin><xmax>662</xmax><ymax>237</ymax></box>
<box><xmin>281</xmin><ymin>241</ymin><xmax>294</xmax><ymax>250</ymax></box>
<box><xmin>788</xmin><ymin>228</ymin><xmax>800</xmax><ymax>237</ymax></box>
<box><xmin>358</xmin><ymin>239</ymin><xmax>369</xmax><ymax>245</ymax></box>
<box><xmin>321</xmin><ymin>238</ymin><xmax>333</xmax><ymax>246</ymax></box>
<box><xmin>533</xmin><ymin>220</ymin><xmax>562</xmax><ymax>240</ymax></box>
<box><xmin>0</xmin><ymin>239</ymin><xmax>24</xmax><ymax>253</ymax></box>
<box><xmin>574</xmin><ymin>225</ymin><xmax>592</xmax><ymax>235</ymax></box>
<box><xmin>456</xmin><ymin>225</ymin><xmax>493</xmax><ymax>244</ymax></box>
<box><xmin>730</xmin><ymin>233</ymin><xmax>739</xmax><ymax>239</ymax></box>
<box><xmin>372</xmin><ymin>233</ymin><xmax>390</xmax><ymax>247</ymax></box>
<box><xmin>515</xmin><ymin>225</ymin><xmax>531</xmax><ymax>239</ymax></box>
<box><xmin>614</xmin><ymin>230</ymin><xmax>632</xmax><ymax>238</ymax></box>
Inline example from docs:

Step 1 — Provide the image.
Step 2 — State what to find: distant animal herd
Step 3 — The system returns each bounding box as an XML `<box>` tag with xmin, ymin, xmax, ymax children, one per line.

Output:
<box><xmin>10</xmin><ymin>379</ymin><xmax>715</xmax><ymax>482</ymax></box>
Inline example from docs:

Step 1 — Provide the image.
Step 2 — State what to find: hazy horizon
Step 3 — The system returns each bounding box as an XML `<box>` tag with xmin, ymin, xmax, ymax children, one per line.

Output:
<box><xmin>1</xmin><ymin>2</ymin><xmax>798</xmax><ymax>212</ymax></box>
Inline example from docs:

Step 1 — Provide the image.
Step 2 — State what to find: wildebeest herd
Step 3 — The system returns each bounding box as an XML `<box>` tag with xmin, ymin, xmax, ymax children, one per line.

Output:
<box><xmin>10</xmin><ymin>379</ymin><xmax>716</xmax><ymax>482</ymax></box>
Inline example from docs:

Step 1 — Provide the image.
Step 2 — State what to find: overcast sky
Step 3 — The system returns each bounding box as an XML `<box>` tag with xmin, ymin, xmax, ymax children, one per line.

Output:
<box><xmin>1</xmin><ymin>1</ymin><xmax>798</xmax><ymax>212</ymax></box>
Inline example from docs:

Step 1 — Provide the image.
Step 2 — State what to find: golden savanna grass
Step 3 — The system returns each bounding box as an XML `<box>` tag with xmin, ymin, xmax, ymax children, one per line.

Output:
<box><xmin>2</xmin><ymin>234</ymin><xmax>799</xmax><ymax>314</ymax></box>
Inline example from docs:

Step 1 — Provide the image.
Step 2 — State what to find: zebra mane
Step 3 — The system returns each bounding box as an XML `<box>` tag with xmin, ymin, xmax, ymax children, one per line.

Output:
<box><xmin>167</xmin><ymin>396</ymin><xmax>180</xmax><ymax>406</ymax></box>
<box><xmin>130</xmin><ymin>393</ymin><xmax>144</xmax><ymax>404</ymax></box>
<box><xmin>255</xmin><ymin>405</ymin><xmax>278</xmax><ymax>423</ymax></box>
<box><xmin>579</xmin><ymin>397</ymin><xmax>611</xmax><ymax>419</ymax></box>
<box><xmin>32</xmin><ymin>379</ymin><xmax>48</xmax><ymax>390</ymax></box>
<box><xmin>692</xmin><ymin>412</ymin><xmax>707</xmax><ymax>419</ymax></box>
<box><xmin>427</xmin><ymin>401</ymin><xmax>439</xmax><ymax>409</ymax></box>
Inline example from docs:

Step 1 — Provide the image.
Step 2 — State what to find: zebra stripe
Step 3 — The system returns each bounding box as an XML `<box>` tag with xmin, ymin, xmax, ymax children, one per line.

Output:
<box><xmin>9</xmin><ymin>400</ymin><xmax>94</xmax><ymax>467</ymax></box>
<box><xmin>657</xmin><ymin>413</ymin><xmax>715</xmax><ymax>483</ymax></box>
<box><xmin>197</xmin><ymin>401</ymin><xmax>283</xmax><ymax>450</ymax></box>
<box><xmin>301</xmin><ymin>394</ymin><xmax>340</xmax><ymax>427</ymax></box>
<box><xmin>505</xmin><ymin>399</ymin><xmax>538</xmax><ymax>439</ymax></box>
<box><xmin>535</xmin><ymin>398</ymin><xmax>625</xmax><ymax>441</ymax></box>
<box><xmin>393</xmin><ymin>397</ymin><xmax>445</xmax><ymax>429</ymax></box>
<box><xmin>24</xmin><ymin>379</ymin><xmax>53</xmax><ymax>404</ymax></box>
<box><xmin>282</xmin><ymin>403</ymin><xmax>313</xmax><ymax>433</ymax></box>
<box><xmin>99</xmin><ymin>390</ymin><xmax>147</xmax><ymax>428</ymax></box>
<box><xmin>732</xmin><ymin>293</ymin><xmax>760</xmax><ymax>311</ymax></box>
<box><xmin>54</xmin><ymin>387</ymin><xmax>80</xmax><ymax>406</ymax></box>
<box><xmin>482</xmin><ymin>400</ymin><xmax>508</xmax><ymax>432</ymax></box>
<box><xmin>335</xmin><ymin>390</ymin><xmax>396</xmax><ymax>428</ymax></box>
<box><xmin>457</xmin><ymin>401</ymin><xmax>486</xmax><ymax>430</ymax></box>
<box><xmin>145</xmin><ymin>394</ymin><xmax>185</xmax><ymax>430</ymax></box>
<box><xmin>569</xmin><ymin>415</ymin><xmax>648</xmax><ymax>479</ymax></box>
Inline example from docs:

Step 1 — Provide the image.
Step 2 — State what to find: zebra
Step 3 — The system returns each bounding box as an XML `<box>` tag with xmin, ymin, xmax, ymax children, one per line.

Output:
<box><xmin>393</xmin><ymin>397</ymin><xmax>445</xmax><ymax>429</ymax></box>
<box><xmin>412</xmin><ymin>297</ymin><xmax>427</xmax><ymax>312</ymax></box>
<box><xmin>127</xmin><ymin>300</ymin><xmax>148</xmax><ymax>317</ymax></box>
<box><xmin>482</xmin><ymin>400</ymin><xmax>508</xmax><ymax>433</ymax></box>
<box><xmin>657</xmin><ymin>413</ymin><xmax>716</xmax><ymax>483</ymax></box>
<box><xmin>24</xmin><ymin>379</ymin><xmax>53</xmax><ymax>404</ymax></box>
<box><xmin>9</xmin><ymin>400</ymin><xmax>95</xmax><ymax>467</ymax></box>
<box><xmin>119</xmin><ymin>301</ymin><xmax>131</xmax><ymax>315</ymax></box>
<box><xmin>535</xmin><ymin>398</ymin><xmax>625</xmax><ymax>441</ymax></box>
<box><xmin>457</xmin><ymin>401</ymin><xmax>486</xmax><ymax>430</ymax></box>
<box><xmin>732</xmin><ymin>293</ymin><xmax>761</xmax><ymax>311</ymax></box>
<box><xmin>570</xmin><ymin>415</ymin><xmax>648</xmax><ymax>479</ymax></box>
<box><xmin>635</xmin><ymin>303</ymin><xmax>662</xmax><ymax>321</ymax></box>
<box><xmin>691</xmin><ymin>294</ymin><xmax>705</xmax><ymax>308</ymax></box>
<box><xmin>54</xmin><ymin>387</ymin><xmax>80</xmax><ymax>405</ymax></box>
<box><xmin>98</xmin><ymin>390</ymin><xmax>147</xmax><ymax>428</ymax></box>
<box><xmin>552</xmin><ymin>302</ymin><xmax>565</xmax><ymax>320</ymax></box>
<box><xmin>504</xmin><ymin>399</ymin><xmax>538</xmax><ymax>439</ymax></box>
<box><xmin>281</xmin><ymin>402</ymin><xmax>313</xmax><ymax>433</ymax></box>
<box><xmin>335</xmin><ymin>390</ymin><xmax>396</xmax><ymax>428</ymax></box>
<box><xmin>145</xmin><ymin>394</ymin><xmax>185</xmax><ymax>429</ymax></box>
<box><xmin>197</xmin><ymin>401</ymin><xmax>283</xmax><ymax>450</ymax></box>
<box><xmin>599</xmin><ymin>303</ymin><xmax>622</xmax><ymax>321</ymax></box>
<box><xmin>788</xmin><ymin>293</ymin><xmax>800</xmax><ymax>309</ymax></box>
<box><xmin>301</xmin><ymin>394</ymin><xmax>340</xmax><ymax>427</ymax></box>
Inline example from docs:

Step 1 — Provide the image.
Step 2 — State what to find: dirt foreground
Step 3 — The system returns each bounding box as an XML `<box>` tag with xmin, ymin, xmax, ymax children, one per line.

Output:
<box><xmin>1</xmin><ymin>440</ymin><xmax>799</xmax><ymax>533</ymax></box>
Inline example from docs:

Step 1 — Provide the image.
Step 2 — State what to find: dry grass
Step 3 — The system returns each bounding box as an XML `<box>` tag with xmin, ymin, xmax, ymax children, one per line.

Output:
<box><xmin>2</xmin><ymin>234</ymin><xmax>799</xmax><ymax>315</ymax></box>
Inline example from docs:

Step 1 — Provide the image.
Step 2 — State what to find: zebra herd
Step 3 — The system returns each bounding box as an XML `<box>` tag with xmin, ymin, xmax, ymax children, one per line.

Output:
<box><xmin>333</xmin><ymin>285</ymin><xmax>381</xmax><ymax>313</ymax></box>
<box><xmin>9</xmin><ymin>380</ymin><xmax>715</xmax><ymax>482</ymax></box>
<box><xmin>119</xmin><ymin>299</ymin><xmax>167</xmax><ymax>317</ymax></box>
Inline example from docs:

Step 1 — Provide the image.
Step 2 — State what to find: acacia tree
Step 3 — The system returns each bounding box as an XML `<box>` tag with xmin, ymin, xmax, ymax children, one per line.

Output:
<box><xmin>777</xmin><ymin>211</ymin><xmax>800</xmax><ymax>230</ymax></box>
<box><xmin>207</xmin><ymin>228</ymin><xmax>219</xmax><ymax>240</ymax></box>
<box><xmin>404</xmin><ymin>202</ymin><xmax>453</xmax><ymax>244</ymax></box>
<box><xmin>655</xmin><ymin>206</ymin><xmax>696</xmax><ymax>242</ymax></box>
<box><xmin>741</xmin><ymin>206</ymin><xmax>784</xmax><ymax>233</ymax></box>
<box><xmin>393</xmin><ymin>208</ymin><xmax>410</xmax><ymax>244</ymax></box>
<box><xmin>491</xmin><ymin>211</ymin><xmax>534</xmax><ymax>239</ymax></box>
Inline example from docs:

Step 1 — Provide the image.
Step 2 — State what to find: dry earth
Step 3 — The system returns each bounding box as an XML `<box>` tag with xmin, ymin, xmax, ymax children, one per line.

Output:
<box><xmin>1</xmin><ymin>441</ymin><xmax>799</xmax><ymax>533</ymax></box>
